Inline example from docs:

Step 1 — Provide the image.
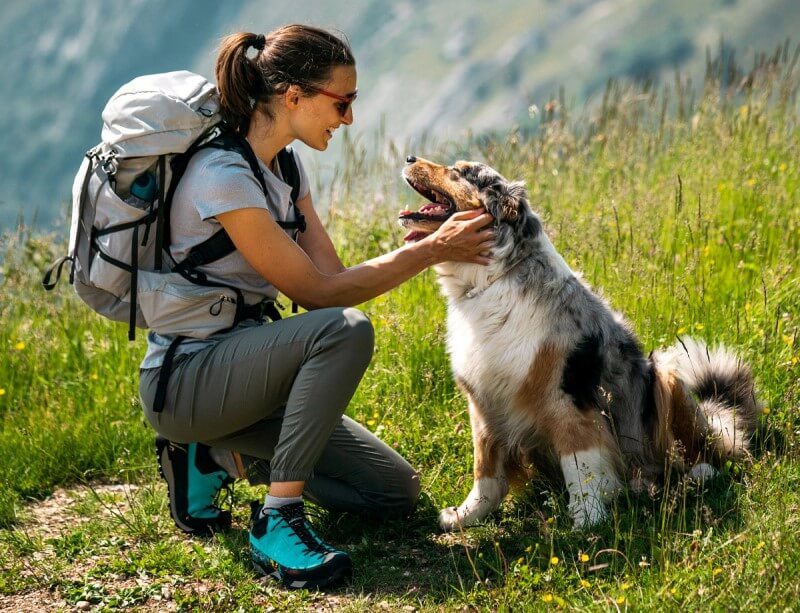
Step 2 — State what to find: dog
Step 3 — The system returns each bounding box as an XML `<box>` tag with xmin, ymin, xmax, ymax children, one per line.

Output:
<box><xmin>399</xmin><ymin>155</ymin><xmax>759</xmax><ymax>531</ymax></box>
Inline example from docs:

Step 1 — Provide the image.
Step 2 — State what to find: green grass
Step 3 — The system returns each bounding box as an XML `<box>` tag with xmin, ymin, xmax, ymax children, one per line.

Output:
<box><xmin>1</xmin><ymin>51</ymin><xmax>799</xmax><ymax>610</ymax></box>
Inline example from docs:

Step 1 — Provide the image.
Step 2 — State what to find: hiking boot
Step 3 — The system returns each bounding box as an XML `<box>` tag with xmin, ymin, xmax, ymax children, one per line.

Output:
<box><xmin>155</xmin><ymin>436</ymin><xmax>232</xmax><ymax>535</ymax></box>
<box><xmin>249</xmin><ymin>501</ymin><xmax>352</xmax><ymax>589</ymax></box>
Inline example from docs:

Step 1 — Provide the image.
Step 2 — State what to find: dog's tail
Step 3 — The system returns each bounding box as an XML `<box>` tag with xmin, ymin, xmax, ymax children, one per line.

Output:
<box><xmin>652</xmin><ymin>337</ymin><xmax>759</xmax><ymax>465</ymax></box>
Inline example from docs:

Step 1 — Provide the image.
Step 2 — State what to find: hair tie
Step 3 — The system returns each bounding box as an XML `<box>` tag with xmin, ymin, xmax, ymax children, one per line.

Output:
<box><xmin>252</xmin><ymin>33</ymin><xmax>266</xmax><ymax>50</ymax></box>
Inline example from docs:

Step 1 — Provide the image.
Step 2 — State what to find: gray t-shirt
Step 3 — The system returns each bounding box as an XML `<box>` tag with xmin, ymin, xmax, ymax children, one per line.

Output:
<box><xmin>140</xmin><ymin>147</ymin><xmax>310</xmax><ymax>370</ymax></box>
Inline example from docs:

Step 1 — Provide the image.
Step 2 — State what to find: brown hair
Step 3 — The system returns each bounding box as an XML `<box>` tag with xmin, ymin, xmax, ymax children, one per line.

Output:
<box><xmin>215</xmin><ymin>25</ymin><xmax>355</xmax><ymax>134</ymax></box>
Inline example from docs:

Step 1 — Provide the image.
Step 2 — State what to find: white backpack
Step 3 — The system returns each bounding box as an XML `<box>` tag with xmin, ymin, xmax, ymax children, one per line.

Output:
<box><xmin>43</xmin><ymin>71</ymin><xmax>304</xmax><ymax>341</ymax></box>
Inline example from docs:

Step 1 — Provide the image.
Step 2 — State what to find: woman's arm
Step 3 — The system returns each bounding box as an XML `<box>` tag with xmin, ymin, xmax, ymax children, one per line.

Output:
<box><xmin>294</xmin><ymin>193</ymin><xmax>346</xmax><ymax>274</ymax></box>
<box><xmin>215</xmin><ymin>205</ymin><xmax>493</xmax><ymax>310</ymax></box>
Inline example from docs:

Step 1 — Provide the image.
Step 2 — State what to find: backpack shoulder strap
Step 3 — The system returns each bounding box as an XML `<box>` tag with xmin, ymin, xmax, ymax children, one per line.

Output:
<box><xmin>170</xmin><ymin>126</ymin><xmax>306</xmax><ymax>275</ymax></box>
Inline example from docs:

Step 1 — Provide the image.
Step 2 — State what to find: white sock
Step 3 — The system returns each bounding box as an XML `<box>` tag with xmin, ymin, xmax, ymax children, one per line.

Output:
<box><xmin>262</xmin><ymin>494</ymin><xmax>303</xmax><ymax>515</ymax></box>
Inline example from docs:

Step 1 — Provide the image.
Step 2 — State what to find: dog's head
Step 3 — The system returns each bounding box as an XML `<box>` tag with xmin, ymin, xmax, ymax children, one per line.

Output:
<box><xmin>399</xmin><ymin>156</ymin><xmax>532</xmax><ymax>242</ymax></box>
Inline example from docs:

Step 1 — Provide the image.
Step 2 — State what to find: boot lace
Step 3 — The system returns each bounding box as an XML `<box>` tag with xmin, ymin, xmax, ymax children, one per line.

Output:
<box><xmin>270</xmin><ymin>503</ymin><xmax>335</xmax><ymax>556</ymax></box>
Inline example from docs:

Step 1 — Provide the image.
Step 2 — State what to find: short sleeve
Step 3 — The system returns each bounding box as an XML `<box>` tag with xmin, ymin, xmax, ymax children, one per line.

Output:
<box><xmin>184</xmin><ymin>150</ymin><xmax>268</xmax><ymax>222</ymax></box>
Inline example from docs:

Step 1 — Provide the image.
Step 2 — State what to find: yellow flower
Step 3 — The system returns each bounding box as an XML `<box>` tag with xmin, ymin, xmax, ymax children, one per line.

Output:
<box><xmin>543</xmin><ymin>594</ymin><xmax>554</xmax><ymax>603</ymax></box>
<box><xmin>14</xmin><ymin>341</ymin><xmax>25</xmax><ymax>351</ymax></box>
<box><xmin>677</xmin><ymin>326</ymin><xmax>687</xmax><ymax>335</ymax></box>
<box><xmin>694</xmin><ymin>323</ymin><xmax>705</xmax><ymax>331</ymax></box>
<box><xmin>792</xmin><ymin>357</ymin><xmax>799</xmax><ymax>366</ymax></box>
<box><xmin>782</xmin><ymin>334</ymin><xmax>794</xmax><ymax>347</ymax></box>
<box><xmin>550</xmin><ymin>556</ymin><xmax>560</xmax><ymax>566</ymax></box>
<box><xmin>621</xmin><ymin>582</ymin><xmax>631</xmax><ymax>590</ymax></box>
<box><xmin>0</xmin><ymin>388</ymin><xmax>5</xmax><ymax>396</ymax></box>
<box><xmin>90</xmin><ymin>373</ymin><xmax>99</xmax><ymax>381</ymax></box>
<box><xmin>713</xmin><ymin>568</ymin><xmax>723</xmax><ymax>576</ymax></box>
<box><xmin>779</xmin><ymin>163</ymin><xmax>788</xmax><ymax>173</ymax></box>
<box><xmin>739</xmin><ymin>105</ymin><xmax>749</xmax><ymax>120</ymax></box>
<box><xmin>756</xmin><ymin>541</ymin><xmax>765</xmax><ymax>550</ymax></box>
<box><xmin>580</xmin><ymin>553</ymin><xmax>590</xmax><ymax>563</ymax></box>
<box><xmin>366</xmin><ymin>419</ymin><xmax>377</xmax><ymax>427</ymax></box>
<box><xmin>745</xmin><ymin>178</ymin><xmax>756</xmax><ymax>187</ymax></box>
<box><xmin>616</xmin><ymin>596</ymin><xmax>626</xmax><ymax>605</ymax></box>
<box><xmin>762</xmin><ymin>407</ymin><xmax>770</xmax><ymax>416</ymax></box>
<box><xmin>546</xmin><ymin>517</ymin><xmax>554</xmax><ymax>524</ymax></box>
<box><xmin>580</xmin><ymin>579</ymin><xmax>590</xmax><ymax>588</ymax></box>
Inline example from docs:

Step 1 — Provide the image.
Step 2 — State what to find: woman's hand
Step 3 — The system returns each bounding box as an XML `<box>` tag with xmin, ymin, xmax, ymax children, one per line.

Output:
<box><xmin>424</xmin><ymin>208</ymin><xmax>495</xmax><ymax>265</ymax></box>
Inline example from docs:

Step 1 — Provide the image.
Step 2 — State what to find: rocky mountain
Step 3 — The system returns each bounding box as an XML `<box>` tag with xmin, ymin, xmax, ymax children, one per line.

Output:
<box><xmin>2</xmin><ymin>0</ymin><xmax>798</xmax><ymax>230</ymax></box>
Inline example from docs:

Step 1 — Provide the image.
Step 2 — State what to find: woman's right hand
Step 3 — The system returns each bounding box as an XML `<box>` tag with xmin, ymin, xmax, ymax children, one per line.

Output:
<box><xmin>424</xmin><ymin>208</ymin><xmax>495</xmax><ymax>265</ymax></box>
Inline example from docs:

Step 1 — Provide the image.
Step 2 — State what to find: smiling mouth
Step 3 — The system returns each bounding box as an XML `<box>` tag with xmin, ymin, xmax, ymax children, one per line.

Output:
<box><xmin>398</xmin><ymin>178</ymin><xmax>455</xmax><ymax>241</ymax></box>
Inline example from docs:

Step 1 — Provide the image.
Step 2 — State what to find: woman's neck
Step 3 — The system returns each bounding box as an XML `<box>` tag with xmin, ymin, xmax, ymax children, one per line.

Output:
<box><xmin>246</xmin><ymin>112</ymin><xmax>294</xmax><ymax>168</ymax></box>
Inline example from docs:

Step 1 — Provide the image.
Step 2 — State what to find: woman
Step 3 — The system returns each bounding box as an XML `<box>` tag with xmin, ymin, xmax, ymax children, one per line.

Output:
<box><xmin>139</xmin><ymin>25</ymin><xmax>494</xmax><ymax>590</ymax></box>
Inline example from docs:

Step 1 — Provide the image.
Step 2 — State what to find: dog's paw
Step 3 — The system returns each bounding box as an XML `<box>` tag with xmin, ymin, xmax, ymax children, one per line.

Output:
<box><xmin>438</xmin><ymin>506</ymin><xmax>465</xmax><ymax>532</ymax></box>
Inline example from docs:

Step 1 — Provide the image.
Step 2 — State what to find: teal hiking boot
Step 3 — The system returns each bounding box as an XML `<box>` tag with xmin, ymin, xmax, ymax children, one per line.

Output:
<box><xmin>249</xmin><ymin>501</ymin><xmax>352</xmax><ymax>589</ymax></box>
<box><xmin>155</xmin><ymin>436</ymin><xmax>232</xmax><ymax>535</ymax></box>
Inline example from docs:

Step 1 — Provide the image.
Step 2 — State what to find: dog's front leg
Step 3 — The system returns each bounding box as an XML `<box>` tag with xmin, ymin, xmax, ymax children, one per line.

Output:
<box><xmin>440</xmin><ymin>401</ymin><xmax>508</xmax><ymax>531</ymax></box>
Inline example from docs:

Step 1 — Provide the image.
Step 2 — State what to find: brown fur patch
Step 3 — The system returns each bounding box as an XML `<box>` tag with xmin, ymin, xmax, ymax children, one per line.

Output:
<box><xmin>651</xmin><ymin>366</ymin><xmax>705</xmax><ymax>469</ymax></box>
<box><xmin>405</xmin><ymin>158</ymin><xmax>482</xmax><ymax>210</ymax></box>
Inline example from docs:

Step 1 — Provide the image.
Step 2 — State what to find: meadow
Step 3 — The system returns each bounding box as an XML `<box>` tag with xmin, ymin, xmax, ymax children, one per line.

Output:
<box><xmin>1</xmin><ymin>46</ymin><xmax>798</xmax><ymax>611</ymax></box>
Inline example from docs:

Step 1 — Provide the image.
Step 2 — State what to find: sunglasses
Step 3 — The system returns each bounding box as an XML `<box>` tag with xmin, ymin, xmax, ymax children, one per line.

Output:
<box><xmin>306</xmin><ymin>86</ymin><xmax>358</xmax><ymax>117</ymax></box>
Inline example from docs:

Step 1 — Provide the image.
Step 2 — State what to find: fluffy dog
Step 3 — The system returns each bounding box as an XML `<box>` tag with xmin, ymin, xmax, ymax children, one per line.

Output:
<box><xmin>399</xmin><ymin>155</ymin><xmax>759</xmax><ymax>530</ymax></box>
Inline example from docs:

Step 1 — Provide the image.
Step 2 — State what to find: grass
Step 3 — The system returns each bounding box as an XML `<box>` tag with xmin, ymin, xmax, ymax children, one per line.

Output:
<box><xmin>1</xmin><ymin>45</ymin><xmax>799</xmax><ymax>610</ymax></box>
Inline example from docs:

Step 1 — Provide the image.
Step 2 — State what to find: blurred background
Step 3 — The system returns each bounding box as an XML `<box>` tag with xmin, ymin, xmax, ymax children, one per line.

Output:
<box><xmin>2</xmin><ymin>0</ymin><xmax>798</xmax><ymax>232</ymax></box>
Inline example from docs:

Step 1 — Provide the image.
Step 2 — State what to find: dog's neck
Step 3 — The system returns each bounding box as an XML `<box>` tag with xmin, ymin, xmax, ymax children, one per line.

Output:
<box><xmin>436</xmin><ymin>220</ymin><xmax>574</xmax><ymax>301</ymax></box>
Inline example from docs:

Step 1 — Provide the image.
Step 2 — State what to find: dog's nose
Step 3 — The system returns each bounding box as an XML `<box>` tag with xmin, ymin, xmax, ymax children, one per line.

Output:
<box><xmin>406</xmin><ymin>155</ymin><xmax>417</xmax><ymax>164</ymax></box>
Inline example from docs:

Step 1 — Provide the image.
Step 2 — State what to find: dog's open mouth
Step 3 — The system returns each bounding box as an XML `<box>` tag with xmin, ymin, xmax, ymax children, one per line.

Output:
<box><xmin>399</xmin><ymin>179</ymin><xmax>455</xmax><ymax>242</ymax></box>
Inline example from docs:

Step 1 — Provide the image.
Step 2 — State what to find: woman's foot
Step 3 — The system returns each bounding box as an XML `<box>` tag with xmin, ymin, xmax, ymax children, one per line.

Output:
<box><xmin>249</xmin><ymin>501</ymin><xmax>352</xmax><ymax>589</ymax></box>
<box><xmin>155</xmin><ymin>436</ymin><xmax>232</xmax><ymax>534</ymax></box>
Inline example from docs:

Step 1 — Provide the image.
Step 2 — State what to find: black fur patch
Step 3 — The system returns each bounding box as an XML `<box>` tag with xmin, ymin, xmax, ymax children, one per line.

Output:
<box><xmin>561</xmin><ymin>333</ymin><xmax>604</xmax><ymax>409</ymax></box>
<box><xmin>642</xmin><ymin>356</ymin><xmax>658</xmax><ymax>429</ymax></box>
<box><xmin>694</xmin><ymin>372</ymin><xmax>740</xmax><ymax>404</ymax></box>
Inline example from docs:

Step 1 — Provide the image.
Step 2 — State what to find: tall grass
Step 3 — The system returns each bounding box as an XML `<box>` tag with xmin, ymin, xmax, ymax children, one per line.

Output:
<box><xmin>1</xmin><ymin>43</ymin><xmax>799</xmax><ymax>609</ymax></box>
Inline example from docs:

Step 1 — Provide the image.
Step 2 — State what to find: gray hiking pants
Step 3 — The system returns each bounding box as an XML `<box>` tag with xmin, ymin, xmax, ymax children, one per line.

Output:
<box><xmin>139</xmin><ymin>307</ymin><xmax>420</xmax><ymax>517</ymax></box>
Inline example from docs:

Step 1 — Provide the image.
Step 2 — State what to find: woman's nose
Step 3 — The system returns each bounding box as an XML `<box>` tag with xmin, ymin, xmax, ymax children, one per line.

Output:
<box><xmin>406</xmin><ymin>155</ymin><xmax>417</xmax><ymax>164</ymax></box>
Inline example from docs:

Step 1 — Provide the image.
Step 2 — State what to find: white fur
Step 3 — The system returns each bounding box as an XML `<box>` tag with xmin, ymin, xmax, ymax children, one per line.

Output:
<box><xmin>688</xmin><ymin>462</ymin><xmax>718</xmax><ymax>483</ymax></box>
<box><xmin>560</xmin><ymin>449</ymin><xmax>622</xmax><ymax>529</ymax></box>
<box><xmin>439</xmin><ymin>477</ymin><xmax>509</xmax><ymax>531</ymax></box>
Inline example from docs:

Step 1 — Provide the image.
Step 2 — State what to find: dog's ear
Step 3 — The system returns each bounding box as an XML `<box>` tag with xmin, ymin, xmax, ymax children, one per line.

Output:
<box><xmin>485</xmin><ymin>180</ymin><xmax>528</xmax><ymax>222</ymax></box>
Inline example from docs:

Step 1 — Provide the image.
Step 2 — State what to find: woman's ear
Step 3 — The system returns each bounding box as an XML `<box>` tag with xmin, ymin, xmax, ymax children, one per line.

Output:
<box><xmin>284</xmin><ymin>85</ymin><xmax>303</xmax><ymax>109</ymax></box>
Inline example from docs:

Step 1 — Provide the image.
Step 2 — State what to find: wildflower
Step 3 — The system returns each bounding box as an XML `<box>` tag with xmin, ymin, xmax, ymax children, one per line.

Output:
<box><xmin>14</xmin><ymin>341</ymin><xmax>25</xmax><ymax>351</ymax></box>
<box><xmin>756</xmin><ymin>541</ymin><xmax>765</xmax><ymax>550</ymax></box>
<box><xmin>745</xmin><ymin>178</ymin><xmax>756</xmax><ymax>187</ymax></box>
<box><xmin>525</xmin><ymin>544</ymin><xmax>534</xmax><ymax>553</ymax></box>
<box><xmin>762</xmin><ymin>407</ymin><xmax>770</xmax><ymax>416</ymax></box>
<box><xmin>694</xmin><ymin>323</ymin><xmax>705</xmax><ymax>331</ymax></box>
<box><xmin>621</xmin><ymin>582</ymin><xmax>631</xmax><ymax>590</ymax></box>
<box><xmin>713</xmin><ymin>568</ymin><xmax>723</xmax><ymax>576</ymax></box>
<box><xmin>0</xmin><ymin>388</ymin><xmax>5</xmax><ymax>396</ymax></box>
<box><xmin>616</xmin><ymin>596</ymin><xmax>626</xmax><ymax>605</ymax></box>
<box><xmin>546</xmin><ymin>517</ymin><xmax>554</xmax><ymax>524</ymax></box>
<box><xmin>550</xmin><ymin>556</ymin><xmax>560</xmax><ymax>566</ymax></box>
<box><xmin>542</xmin><ymin>594</ymin><xmax>554</xmax><ymax>603</ymax></box>
<box><xmin>580</xmin><ymin>579</ymin><xmax>590</xmax><ymax>588</ymax></box>
<box><xmin>90</xmin><ymin>373</ymin><xmax>99</xmax><ymax>381</ymax></box>
<box><xmin>580</xmin><ymin>553</ymin><xmax>590</xmax><ymax>563</ymax></box>
<box><xmin>367</xmin><ymin>419</ymin><xmax>377</xmax><ymax>427</ymax></box>
<box><xmin>677</xmin><ymin>326</ymin><xmax>687</xmax><ymax>335</ymax></box>
<box><xmin>779</xmin><ymin>163</ymin><xmax>787</xmax><ymax>173</ymax></box>
<box><xmin>782</xmin><ymin>334</ymin><xmax>794</xmax><ymax>347</ymax></box>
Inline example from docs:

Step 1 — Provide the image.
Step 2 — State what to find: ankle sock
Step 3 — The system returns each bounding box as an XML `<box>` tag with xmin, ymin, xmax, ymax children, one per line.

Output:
<box><xmin>262</xmin><ymin>494</ymin><xmax>303</xmax><ymax>515</ymax></box>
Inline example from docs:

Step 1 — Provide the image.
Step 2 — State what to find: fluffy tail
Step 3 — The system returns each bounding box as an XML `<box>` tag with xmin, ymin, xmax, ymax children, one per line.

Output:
<box><xmin>659</xmin><ymin>337</ymin><xmax>759</xmax><ymax>462</ymax></box>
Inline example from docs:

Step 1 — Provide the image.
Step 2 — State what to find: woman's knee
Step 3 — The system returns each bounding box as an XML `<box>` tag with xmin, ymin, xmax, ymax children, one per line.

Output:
<box><xmin>330</xmin><ymin>307</ymin><xmax>374</xmax><ymax>366</ymax></box>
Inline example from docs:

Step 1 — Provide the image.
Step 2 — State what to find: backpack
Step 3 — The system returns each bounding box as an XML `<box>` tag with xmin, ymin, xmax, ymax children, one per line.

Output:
<box><xmin>42</xmin><ymin>71</ymin><xmax>305</xmax><ymax>344</ymax></box>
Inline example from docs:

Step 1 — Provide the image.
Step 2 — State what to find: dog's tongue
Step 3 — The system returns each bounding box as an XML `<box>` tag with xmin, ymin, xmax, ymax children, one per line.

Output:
<box><xmin>404</xmin><ymin>230</ymin><xmax>426</xmax><ymax>242</ymax></box>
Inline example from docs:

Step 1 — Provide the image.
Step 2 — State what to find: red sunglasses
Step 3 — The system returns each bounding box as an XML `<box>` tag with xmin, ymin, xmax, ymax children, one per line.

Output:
<box><xmin>307</xmin><ymin>86</ymin><xmax>358</xmax><ymax>117</ymax></box>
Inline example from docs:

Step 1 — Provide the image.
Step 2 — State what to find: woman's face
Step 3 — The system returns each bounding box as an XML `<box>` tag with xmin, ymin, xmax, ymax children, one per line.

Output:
<box><xmin>290</xmin><ymin>65</ymin><xmax>357</xmax><ymax>151</ymax></box>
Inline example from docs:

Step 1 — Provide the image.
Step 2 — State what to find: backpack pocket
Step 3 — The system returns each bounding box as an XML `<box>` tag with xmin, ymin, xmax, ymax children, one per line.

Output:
<box><xmin>137</xmin><ymin>271</ymin><xmax>238</xmax><ymax>339</ymax></box>
<box><xmin>86</xmin><ymin>173</ymin><xmax>157</xmax><ymax>299</ymax></box>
